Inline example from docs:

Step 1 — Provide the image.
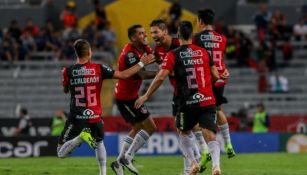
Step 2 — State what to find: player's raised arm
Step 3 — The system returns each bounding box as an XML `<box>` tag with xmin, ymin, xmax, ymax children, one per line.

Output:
<box><xmin>113</xmin><ymin>54</ymin><xmax>155</xmax><ymax>80</ymax></box>
<box><xmin>135</xmin><ymin>69</ymin><xmax>170</xmax><ymax>109</ymax></box>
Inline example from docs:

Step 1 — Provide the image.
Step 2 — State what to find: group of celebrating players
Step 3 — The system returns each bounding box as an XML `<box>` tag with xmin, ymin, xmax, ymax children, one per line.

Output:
<box><xmin>56</xmin><ymin>8</ymin><xmax>236</xmax><ymax>175</ymax></box>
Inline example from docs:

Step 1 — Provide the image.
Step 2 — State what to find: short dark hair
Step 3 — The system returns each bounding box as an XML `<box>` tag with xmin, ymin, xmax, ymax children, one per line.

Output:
<box><xmin>178</xmin><ymin>21</ymin><xmax>193</xmax><ymax>40</ymax></box>
<box><xmin>20</xmin><ymin>108</ymin><xmax>28</xmax><ymax>115</ymax></box>
<box><xmin>128</xmin><ymin>24</ymin><xmax>142</xmax><ymax>40</ymax></box>
<box><xmin>198</xmin><ymin>8</ymin><xmax>215</xmax><ymax>25</ymax></box>
<box><xmin>73</xmin><ymin>39</ymin><xmax>90</xmax><ymax>58</ymax></box>
<box><xmin>150</xmin><ymin>19</ymin><xmax>168</xmax><ymax>30</ymax></box>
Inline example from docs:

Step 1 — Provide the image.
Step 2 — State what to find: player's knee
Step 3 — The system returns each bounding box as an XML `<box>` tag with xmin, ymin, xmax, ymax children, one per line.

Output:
<box><xmin>202</xmin><ymin>128</ymin><xmax>216</xmax><ymax>141</ymax></box>
<box><xmin>178</xmin><ymin>129</ymin><xmax>192</xmax><ymax>136</ymax></box>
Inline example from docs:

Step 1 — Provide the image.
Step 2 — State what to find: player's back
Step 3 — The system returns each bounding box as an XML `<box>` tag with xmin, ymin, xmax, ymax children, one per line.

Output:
<box><xmin>63</xmin><ymin>62</ymin><xmax>108</xmax><ymax>123</ymax></box>
<box><xmin>163</xmin><ymin>44</ymin><xmax>216</xmax><ymax>108</ymax></box>
<box><xmin>194</xmin><ymin>30</ymin><xmax>227</xmax><ymax>75</ymax></box>
<box><xmin>115</xmin><ymin>43</ymin><xmax>152</xmax><ymax>100</ymax></box>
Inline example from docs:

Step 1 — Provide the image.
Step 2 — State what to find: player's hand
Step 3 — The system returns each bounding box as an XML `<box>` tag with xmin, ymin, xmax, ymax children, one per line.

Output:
<box><xmin>140</xmin><ymin>54</ymin><xmax>156</xmax><ymax>65</ymax></box>
<box><xmin>221</xmin><ymin>69</ymin><xmax>230</xmax><ymax>80</ymax></box>
<box><xmin>135</xmin><ymin>95</ymin><xmax>148</xmax><ymax>109</ymax></box>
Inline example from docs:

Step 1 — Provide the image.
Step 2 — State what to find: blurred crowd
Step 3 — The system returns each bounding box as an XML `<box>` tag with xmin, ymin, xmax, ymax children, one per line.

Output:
<box><xmin>0</xmin><ymin>0</ymin><xmax>116</xmax><ymax>63</ymax></box>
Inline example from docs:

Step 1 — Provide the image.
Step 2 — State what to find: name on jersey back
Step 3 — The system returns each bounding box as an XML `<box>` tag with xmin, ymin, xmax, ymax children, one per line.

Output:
<box><xmin>200</xmin><ymin>34</ymin><xmax>221</xmax><ymax>48</ymax></box>
<box><xmin>179</xmin><ymin>48</ymin><xmax>204</xmax><ymax>66</ymax></box>
<box><xmin>71</xmin><ymin>68</ymin><xmax>99</xmax><ymax>85</ymax></box>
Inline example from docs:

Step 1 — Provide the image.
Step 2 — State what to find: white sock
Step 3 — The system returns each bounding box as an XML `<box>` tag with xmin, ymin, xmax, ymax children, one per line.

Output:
<box><xmin>96</xmin><ymin>142</ymin><xmax>107</xmax><ymax>175</ymax></box>
<box><xmin>191</xmin><ymin>134</ymin><xmax>201</xmax><ymax>162</ymax></box>
<box><xmin>178</xmin><ymin>136</ymin><xmax>191</xmax><ymax>174</ymax></box>
<box><xmin>183</xmin><ymin>156</ymin><xmax>191</xmax><ymax>175</ymax></box>
<box><xmin>178</xmin><ymin>133</ymin><xmax>196</xmax><ymax>162</ymax></box>
<box><xmin>194</xmin><ymin>131</ymin><xmax>208</xmax><ymax>152</ymax></box>
<box><xmin>117</xmin><ymin>136</ymin><xmax>133</xmax><ymax>161</ymax></box>
<box><xmin>57</xmin><ymin>136</ymin><xmax>82</xmax><ymax>158</ymax></box>
<box><xmin>219</xmin><ymin>123</ymin><xmax>231</xmax><ymax>145</ymax></box>
<box><xmin>208</xmin><ymin>141</ymin><xmax>220</xmax><ymax>168</ymax></box>
<box><xmin>125</xmin><ymin>130</ymin><xmax>149</xmax><ymax>159</ymax></box>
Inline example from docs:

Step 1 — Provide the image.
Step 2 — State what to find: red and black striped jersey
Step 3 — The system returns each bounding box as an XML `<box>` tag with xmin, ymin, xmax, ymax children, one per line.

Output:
<box><xmin>193</xmin><ymin>30</ymin><xmax>227</xmax><ymax>76</ymax></box>
<box><xmin>114</xmin><ymin>43</ymin><xmax>153</xmax><ymax>100</ymax></box>
<box><xmin>161</xmin><ymin>44</ymin><xmax>216</xmax><ymax>108</ymax></box>
<box><xmin>154</xmin><ymin>38</ymin><xmax>180</xmax><ymax>97</ymax></box>
<box><xmin>62</xmin><ymin>62</ymin><xmax>114</xmax><ymax>123</ymax></box>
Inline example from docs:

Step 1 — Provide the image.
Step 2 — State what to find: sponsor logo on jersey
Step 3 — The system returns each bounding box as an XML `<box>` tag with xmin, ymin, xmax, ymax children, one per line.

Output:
<box><xmin>180</xmin><ymin>48</ymin><xmax>203</xmax><ymax>58</ymax></box>
<box><xmin>200</xmin><ymin>34</ymin><xmax>222</xmax><ymax>42</ymax></box>
<box><xmin>72</xmin><ymin>67</ymin><xmax>95</xmax><ymax>77</ymax></box>
<box><xmin>76</xmin><ymin>109</ymin><xmax>99</xmax><ymax>120</ymax></box>
<box><xmin>83</xmin><ymin>109</ymin><xmax>94</xmax><ymax>116</ymax></box>
<box><xmin>186</xmin><ymin>92</ymin><xmax>212</xmax><ymax>105</ymax></box>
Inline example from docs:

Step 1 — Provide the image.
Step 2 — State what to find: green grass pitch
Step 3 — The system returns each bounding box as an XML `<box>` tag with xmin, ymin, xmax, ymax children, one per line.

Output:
<box><xmin>1</xmin><ymin>153</ymin><xmax>307</xmax><ymax>175</ymax></box>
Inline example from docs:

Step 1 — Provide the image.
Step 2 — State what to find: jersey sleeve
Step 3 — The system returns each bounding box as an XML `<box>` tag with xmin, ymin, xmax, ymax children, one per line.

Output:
<box><xmin>124</xmin><ymin>51</ymin><xmax>139</xmax><ymax>68</ymax></box>
<box><xmin>100</xmin><ymin>64</ymin><xmax>115</xmax><ymax>79</ymax></box>
<box><xmin>160</xmin><ymin>52</ymin><xmax>175</xmax><ymax>71</ymax></box>
<box><xmin>62</xmin><ymin>67</ymin><xmax>69</xmax><ymax>88</ymax></box>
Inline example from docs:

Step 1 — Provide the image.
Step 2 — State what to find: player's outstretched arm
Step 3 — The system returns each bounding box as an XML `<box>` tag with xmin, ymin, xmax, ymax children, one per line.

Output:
<box><xmin>113</xmin><ymin>54</ymin><xmax>155</xmax><ymax>80</ymax></box>
<box><xmin>138</xmin><ymin>70</ymin><xmax>157</xmax><ymax>79</ymax></box>
<box><xmin>135</xmin><ymin>69</ymin><xmax>169</xmax><ymax>108</ymax></box>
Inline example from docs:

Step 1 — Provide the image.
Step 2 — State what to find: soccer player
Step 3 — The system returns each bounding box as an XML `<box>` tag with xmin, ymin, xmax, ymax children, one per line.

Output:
<box><xmin>57</xmin><ymin>39</ymin><xmax>155</xmax><ymax>175</ymax></box>
<box><xmin>150</xmin><ymin>19</ymin><xmax>210</xmax><ymax>174</ymax></box>
<box><xmin>194</xmin><ymin>8</ymin><xmax>236</xmax><ymax>158</ymax></box>
<box><xmin>135</xmin><ymin>21</ymin><xmax>222</xmax><ymax>175</ymax></box>
<box><xmin>111</xmin><ymin>24</ymin><xmax>157</xmax><ymax>175</ymax></box>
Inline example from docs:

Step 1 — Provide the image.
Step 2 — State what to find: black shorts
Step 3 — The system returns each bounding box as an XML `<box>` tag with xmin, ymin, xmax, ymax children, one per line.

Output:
<box><xmin>213</xmin><ymin>86</ymin><xmax>228</xmax><ymax>106</ymax></box>
<box><xmin>172</xmin><ymin>102</ymin><xmax>178</xmax><ymax>117</ymax></box>
<box><xmin>58</xmin><ymin>119</ymin><xmax>104</xmax><ymax>145</ymax></box>
<box><xmin>116</xmin><ymin>98</ymin><xmax>150</xmax><ymax>124</ymax></box>
<box><xmin>176</xmin><ymin>105</ymin><xmax>217</xmax><ymax>133</ymax></box>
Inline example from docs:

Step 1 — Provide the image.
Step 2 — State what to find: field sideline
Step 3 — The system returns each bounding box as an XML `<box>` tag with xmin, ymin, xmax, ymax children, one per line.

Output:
<box><xmin>1</xmin><ymin>153</ymin><xmax>307</xmax><ymax>175</ymax></box>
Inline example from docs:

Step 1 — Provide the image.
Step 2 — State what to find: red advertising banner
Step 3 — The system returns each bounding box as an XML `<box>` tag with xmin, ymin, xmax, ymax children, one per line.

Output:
<box><xmin>269</xmin><ymin>115</ymin><xmax>307</xmax><ymax>132</ymax></box>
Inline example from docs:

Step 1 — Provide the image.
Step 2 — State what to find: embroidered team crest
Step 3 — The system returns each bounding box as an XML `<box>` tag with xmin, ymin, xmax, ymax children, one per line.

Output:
<box><xmin>127</xmin><ymin>52</ymin><xmax>137</xmax><ymax>64</ymax></box>
<box><xmin>127</xmin><ymin>52</ymin><xmax>134</xmax><ymax>58</ymax></box>
<box><xmin>140</xmin><ymin>106</ymin><xmax>148</xmax><ymax>114</ymax></box>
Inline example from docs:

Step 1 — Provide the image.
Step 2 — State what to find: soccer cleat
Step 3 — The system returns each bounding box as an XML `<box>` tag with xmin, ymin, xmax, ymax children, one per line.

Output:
<box><xmin>79</xmin><ymin>128</ymin><xmax>97</xmax><ymax>149</ymax></box>
<box><xmin>199</xmin><ymin>150</ymin><xmax>212</xmax><ymax>173</ymax></box>
<box><xmin>120</xmin><ymin>156</ymin><xmax>139</xmax><ymax>175</ymax></box>
<box><xmin>111</xmin><ymin>160</ymin><xmax>124</xmax><ymax>175</ymax></box>
<box><xmin>212</xmin><ymin>166</ymin><xmax>221</xmax><ymax>175</ymax></box>
<box><xmin>188</xmin><ymin>161</ymin><xmax>200</xmax><ymax>175</ymax></box>
<box><xmin>225</xmin><ymin>143</ymin><xmax>236</xmax><ymax>158</ymax></box>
